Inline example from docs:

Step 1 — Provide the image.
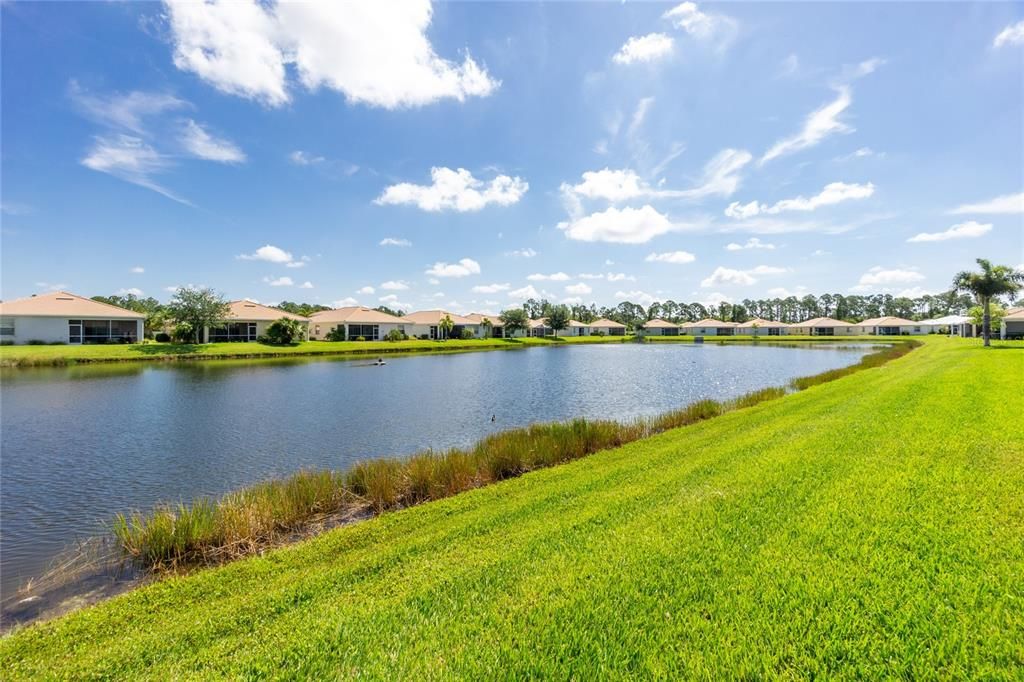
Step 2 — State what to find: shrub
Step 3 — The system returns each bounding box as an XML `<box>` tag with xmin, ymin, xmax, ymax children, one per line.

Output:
<box><xmin>262</xmin><ymin>317</ymin><xmax>305</xmax><ymax>345</ymax></box>
<box><xmin>154</xmin><ymin>332</ymin><xmax>171</xmax><ymax>343</ymax></box>
<box><xmin>26</xmin><ymin>339</ymin><xmax>46</xmax><ymax>345</ymax></box>
<box><xmin>325</xmin><ymin>326</ymin><xmax>346</xmax><ymax>342</ymax></box>
<box><xmin>172</xmin><ymin>321</ymin><xmax>194</xmax><ymax>343</ymax></box>
<box><xmin>460</xmin><ymin>328</ymin><xmax>474</xmax><ymax>340</ymax></box>
<box><xmin>385</xmin><ymin>328</ymin><xmax>406</xmax><ymax>342</ymax></box>
<box><xmin>356</xmin><ymin>336</ymin><xmax>366</xmax><ymax>342</ymax></box>
<box><xmin>0</xmin><ymin>340</ymin><xmax>14</xmax><ymax>346</ymax></box>
<box><xmin>418</xmin><ymin>334</ymin><xmax>429</xmax><ymax>340</ymax></box>
<box><xmin>49</xmin><ymin>341</ymin><xmax>67</xmax><ymax>345</ymax></box>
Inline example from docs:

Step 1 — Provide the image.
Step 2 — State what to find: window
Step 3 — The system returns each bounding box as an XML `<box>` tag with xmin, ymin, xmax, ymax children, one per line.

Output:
<box><xmin>78</xmin><ymin>319</ymin><xmax>138</xmax><ymax>343</ymax></box>
<box><xmin>348</xmin><ymin>324</ymin><xmax>379</xmax><ymax>340</ymax></box>
<box><xmin>0</xmin><ymin>317</ymin><xmax>14</xmax><ymax>336</ymax></box>
<box><xmin>209</xmin><ymin>322</ymin><xmax>257</xmax><ymax>342</ymax></box>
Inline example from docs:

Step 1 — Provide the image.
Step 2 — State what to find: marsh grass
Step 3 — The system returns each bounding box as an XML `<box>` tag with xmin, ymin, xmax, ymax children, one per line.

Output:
<box><xmin>112</xmin><ymin>341</ymin><xmax>918</xmax><ymax>572</ymax></box>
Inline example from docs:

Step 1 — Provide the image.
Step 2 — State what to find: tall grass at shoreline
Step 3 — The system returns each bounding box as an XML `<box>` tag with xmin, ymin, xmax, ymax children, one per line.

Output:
<box><xmin>112</xmin><ymin>341</ymin><xmax>918</xmax><ymax>572</ymax></box>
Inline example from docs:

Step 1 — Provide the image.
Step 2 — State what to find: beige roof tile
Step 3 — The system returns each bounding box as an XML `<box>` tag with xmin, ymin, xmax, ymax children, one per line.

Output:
<box><xmin>225</xmin><ymin>300</ymin><xmax>309</xmax><ymax>322</ymax></box>
<box><xmin>0</xmin><ymin>291</ymin><xmax>145</xmax><ymax>319</ymax></box>
<box><xmin>644</xmin><ymin>318</ymin><xmax>679</xmax><ymax>328</ymax></box>
<box><xmin>310</xmin><ymin>306</ymin><xmax>404</xmax><ymax>324</ymax></box>
<box><xmin>790</xmin><ymin>317</ymin><xmax>853</xmax><ymax>328</ymax></box>
<box><xmin>589</xmin><ymin>318</ymin><xmax>627</xmax><ymax>328</ymax></box>
<box><xmin>401</xmin><ymin>310</ymin><xmax>475</xmax><ymax>325</ymax></box>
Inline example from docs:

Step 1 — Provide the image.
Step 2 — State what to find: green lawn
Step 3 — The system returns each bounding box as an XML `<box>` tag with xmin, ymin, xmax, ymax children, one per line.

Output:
<box><xmin>0</xmin><ymin>334</ymin><xmax>630</xmax><ymax>366</ymax></box>
<box><xmin>2</xmin><ymin>337</ymin><xmax>1022</xmax><ymax>677</ymax></box>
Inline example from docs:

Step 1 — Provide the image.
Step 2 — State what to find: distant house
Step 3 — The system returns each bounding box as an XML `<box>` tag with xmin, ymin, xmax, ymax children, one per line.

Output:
<box><xmin>206</xmin><ymin>301</ymin><xmax>309</xmax><ymax>342</ymax></box>
<box><xmin>528</xmin><ymin>318</ymin><xmax>555</xmax><ymax>337</ymax></box>
<box><xmin>919</xmin><ymin>315</ymin><xmax>974</xmax><ymax>337</ymax></box>
<box><xmin>462</xmin><ymin>313</ymin><xmax>508</xmax><ymax>338</ymax></box>
<box><xmin>589</xmin><ymin>318</ymin><xmax>627</xmax><ymax>336</ymax></box>
<box><xmin>734</xmin><ymin>318</ymin><xmax>789</xmax><ymax>336</ymax></box>
<box><xmin>1001</xmin><ymin>308</ymin><xmax>1024</xmax><ymax>340</ymax></box>
<box><xmin>309</xmin><ymin>306</ymin><xmax>405</xmax><ymax>341</ymax></box>
<box><xmin>856</xmin><ymin>316</ymin><xmax>927</xmax><ymax>335</ymax></box>
<box><xmin>683</xmin><ymin>319</ymin><xmax>736</xmax><ymax>336</ymax></box>
<box><xmin>788</xmin><ymin>317</ymin><xmax>859</xmax><ymax>336</ymax></box>
<box><xmin>0</xmin><ymin>290</ymin><xmax>145</xmax><ymax>345</ymax></box>
<box><xmin>401</xmin><ymin>310</ymin><xmax>476</xmax><ymax>339</ymax></box>
<box><xmin>642</xmin><ymin>318</ymin><xmax>680</xmax><ymax>336</ymax></box>
<box><xmin>567</xmin><ymin>320</ymin><xmax>592</xmax><ymax>336</ymax></box>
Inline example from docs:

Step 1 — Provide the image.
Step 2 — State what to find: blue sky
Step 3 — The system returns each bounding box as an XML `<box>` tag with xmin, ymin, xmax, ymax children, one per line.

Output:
<box><xmin>2</xmin><ymin>1</ymin><xmax>1022</xmax><ymax>313</ymax></box>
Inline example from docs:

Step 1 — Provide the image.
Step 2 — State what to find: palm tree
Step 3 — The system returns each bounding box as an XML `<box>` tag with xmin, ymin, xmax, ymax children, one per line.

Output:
<box><xmin>952</xmin><ymin>259</ymin><xmax>1023</xmax><ymax>346</ymax></box>
<box><xmin>439</xmin><ymin>314</ymin><xmax>454</xmax><ymax>341</ymax></box>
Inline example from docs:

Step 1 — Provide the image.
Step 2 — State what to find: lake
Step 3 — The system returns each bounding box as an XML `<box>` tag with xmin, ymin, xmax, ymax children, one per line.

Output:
<box><xmin>0</xmin><ymin>342</ymin><xmax>874</xmax><ymax>598</ymax></box>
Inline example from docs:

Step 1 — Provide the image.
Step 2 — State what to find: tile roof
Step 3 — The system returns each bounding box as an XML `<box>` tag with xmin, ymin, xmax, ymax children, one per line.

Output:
<box><xmin>0</xmin><ymin>291</ymin><xmax>145</xmax><ymax>319</ymax></box>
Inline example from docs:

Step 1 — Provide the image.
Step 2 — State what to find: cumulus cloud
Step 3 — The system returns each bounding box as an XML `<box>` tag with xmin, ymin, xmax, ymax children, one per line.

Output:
<box><xmin>558</xmin><ymin>205</ymin><xmax>676</xmax><ymax>244</ymax></box>
<box><xmin>761</xmin><ymin>87</ymin><xmax>853</xmax><ymax>164</ymax></box>
<box><xmin>333</xmin><ymin>297</ymin><xmax>359</xmax><ymax>307</ymax></box>
<box><xmin>379</xmin><ymin>237</ymin><xmax>412</xmax><ymax>247</ymax></box>
<box><xmin>565</xmin><ymin>282</ymin><xmax>592</xmax><ymax>295</ymax></box>
<box><xmin>725</xmin><ymin>237</ymin><xmax>775</xmax><ymax>251</ymax></box>
<box><xmin>180</xmin><ymin>119</ymin><xmax>246</xmax><ymax>163</ymax></box>
<box><xmin>613</xmin><ymin>33</ymin><xmax>674</xmax><ymax>65</ymax></box>
<box><xmin>425</xmin><ymin>258</ymin><xmax>481</xmax><ymax>278</ymax></box>
<box><xmin>130</xmin><ymin>266</ymin><xmax>146</xmax><ymax>273</ymax></box>
<box><xmin>471</xmin><ymin>283</ymin><xmax>510</xmax><ymax>294</ymax></box>
<box><xmin>376</xmin><ymin>167</ymin><xmax>527</xmax><ymax>212</ymax></box>
<box><xmin>994</xmin><ymin>21</ymin><xmax>1024</xmax><ymax>48</ymax></box>
<box><xmin>948</xmin><ymin>192</ymin><xmax>1024</xmax><ymax>215</ymax></box>
<box><xmin>163</xmin><ymin>0</ymin><xmax>499</xmax><ymax>108</ymax></box>
<box><xmin>263</xmin><ymin>276</ymin><xmax>294</xmax><ymax>287</ymax></box>
<box><xmin>662</xmin><ymin>2</ymin><xmax>738</xmax><ymax>50</ymax></box>
<box><xmin>237</xmin><ymin>244</ymin><xmax>302</xmax><ymax>265</ymax></box>
<box><xmin>508</xmin><ymin>284</ymin><xmax>540</xmax><ymax>300</ymax></box>
<box><xmin>527</xmin><ymin>272</ymin><xmax>571</xmax><ymax>281</ymax></box>
<box><xmin>614</xmin><ymin>290</ymin><xmax>657</xmax><ymax>305</ymax></box>
<box><xmin>378</xmin><ymin>294</ymin><xmax>410</xmax><ymax>309</ymax></box>
<box><xmin>645</xmin><ymin>250</ymin><xmax>696</xmax><ymax>264</ymax></box>
<box><xmin>700</xmin><ymin>265</ymin><xmax>787</xmax><ymax>288</ymax></box>
<box><xmin>380</xmin><ymin>280</ymin><xmax>410</xmax><ymax>291</ymax></box>
<box><xmin>606</xmin><ymin>273</ymin><xmax>636</xmax><ymax>282</ymax></box>
<box><xmin>850</xmin><ymin>266</ymin><xmax>925</xmax><ymax>292</ymax></box>
<box><xmin>725</xmin><ymin>181</ymin><xmax>875</xmax><ymax>218</ymax></box>
<box><xmin>299</xmin><ymin>281</ymin><xmax>314</xmax><ymax>289</ymax></box>
<box><xmin>116</xmin><ymin>287</ymin><xmax>145</xmax><ymax>297</ymax></box>
<box><xmin>907</xmin><ymin>221</ymin><xmax>992</xmax><ymax>243</ymax></box>
<box><xmin>357</xmin><ymin>286</ymin><xmax>375</xmax><ymax>295</ymax></box>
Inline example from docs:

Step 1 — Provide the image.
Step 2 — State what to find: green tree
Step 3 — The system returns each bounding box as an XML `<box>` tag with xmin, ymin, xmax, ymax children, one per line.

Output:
<box><xmin>547</xmin><ymin>305</ymin><xmax>570</xmax><ymax>337</ymax></box>
<box><xmin>261</xmin><ymin>317</ymin><xmax>306</xmax><ymax>345</ymax></box>
<box><xmin>499</xmin><ymin>308</ymin><xmax>529</xmax><ymax>338</ymax></box>
<box><xmin>953</xmin><ymin>259</ymin><xmax>1024</xmax><ymax>347</ymax></box>
<box><xmin>166</xmin><ymin>287</ymin><xmax>230</xmax><ymax>344</ymax></box>
<box><xmin>439</xmin><ymin>314</ymin><xmax>454</xmax><ymax>340</ymax></box>
<box><xmin>480</xmin><ymin>317</ymin><xmax>493</xmax><ymax>339</ymax></box>
<box><xmin>968</xmin><ymin>303</ymin><xmax>1006</xmax><ymax>333</ymax></box>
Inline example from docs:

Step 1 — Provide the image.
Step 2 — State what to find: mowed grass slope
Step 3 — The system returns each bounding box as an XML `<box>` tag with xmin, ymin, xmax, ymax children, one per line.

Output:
<box><xmin>2</xmin><ymin>338</ymin><xmax>1022</xmax><ymax>678</ymax></box>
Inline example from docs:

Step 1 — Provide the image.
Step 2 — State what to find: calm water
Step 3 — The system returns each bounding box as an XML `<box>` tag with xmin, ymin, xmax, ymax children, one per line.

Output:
<box><xmin>0</xmin><ymin>343</ymin><xmax>872</xmax><ymax>597</ymax></box>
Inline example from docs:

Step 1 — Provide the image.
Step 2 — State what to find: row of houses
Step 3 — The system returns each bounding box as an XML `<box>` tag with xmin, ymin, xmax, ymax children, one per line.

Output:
<box><xmin>2</xmin><ymin>291</ymin><xmax>1022</xmax><ymax>344</ymax></box>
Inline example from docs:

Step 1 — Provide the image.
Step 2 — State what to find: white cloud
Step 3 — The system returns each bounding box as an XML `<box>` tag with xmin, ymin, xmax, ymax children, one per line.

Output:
<box><xmin>380</xmin><ymin>280</ymin><xmax>410</xmax><ymax>291</ymax></box>
<box><xmin>333</xmin><ymin>297</ymin><xmax>359</xmax><ymax>307</ymax></box>
<box><xmin>163</xmin><ymin>0</ymin><xmax>498</xmax><ymax>108</ymax></box>
<box><xmin>508</xmin><ymin>284</ymin><xmax>540</xmax><ymax>300</ymax></box>
<box><xmin>506</xmin><ymin>247</ymin><xmax>537</xmax><ymax>258</ymax></box>
<box><xmin>558</xmin><ymin>205</ymin><xmax>676</xmax><ymax>244</ymax></box>
<box><xmin>761</xmin><ymin>87</ymin><xmax>853</xmax><ymax>164</ymax></box>
<box><xmin>378</xmin><ymin>294</ymin><xmax>410</xmax><ymax>308</ymax></box>
<box><xmin>645</xmin><ymin>250</ymin><xmax>696</xmax><ymax>264</ymax></box>
<box><xmin>289</xmin><ymin>150</ymin><xmax>325</xmax><ymax>166</ymax></box>
<box><xmin>614</xmin><ymin>290</ymin><xmax>657</xmax><ymax>305</ymax></box>
<box><xmin>725</xmin><ymin>237</ymin><xmax>775</xmax><ymax>251</ymax></box>
<box><xmin>948</xmin><ymin>192</ymin><xmax>1024</xmax><ymax>215</ymax></box>
<box><xmin>35</xmin><ymin>282</ymin><xmax>70</xmax><ymax>292</ymax></box>
<box><xmin>116</xmin><ymin>287</ymin><xmax>145</xmax><ymax>296</ymax></box>
<box><xmin>613</xmin><ymin>33</ymin><xmax>674</xmax><ymax>65</ymax></box>
<box><xmin>566</xmin><ymin>282</ymin><xmax>592</xmax><ymax>295</ymax></box>
<box><xmin>811</xmin><ymin>249</ymin><xmax>830</xmax><ymax>257</ymax></box>
<box><xmin>700</xmin><ymin>265</ymin><xmax>787</xmax><ymax>288</ymax></box>
<box><xmin>376</xmin><ymin>167</ymin><xmax>527</xmax><ymax>212</ymax></box>
<box><xmin>841</xmin><ymin>57</ymin><xmax>886</xmax><ymax>81</ymax></box>
<box><xmin>357</xmin><ymin>286</ymin><xmax>375</xmax><ymax>295</ymax></box>
<box><xmin>130</xmin><ymin>266</ymin><xmax>145</xmax><ymax>274</ymax></box>
<box><xmin>238</xmin><ymin>244</ymin><xmax>293</xmax><ymax>263</ymax></box>
<box><xmin>994</xmin><ymin>21</ymin><xmax>1024</xmax><ymax>48</ymax></box>
<box><xmin>605</xmin><ymin>259</ymin><xmax>615</xmax><ymax>266</ymax></box>
<box><xmin>425</xmin><ymin>258</ymin><xmax>481</xmax><ymax>278</ymax></box>
<box><xmin>299</xmin><ymin>281</ymin><xmax>314</xmax><ymax>289</ymax></box>
<box><xmin>264</xmin><ymin>276</ymin><xmax>294</xmax><ymax>287</ymax></box>
<box><xmin>427</xmin><ymin>278</ymin><xmax>440</xmax><ymax>285</ymax></box>
<box><xmin>471</xmin><ymin>283</ymin><xmax>510</xmax><ymax>294</ymax></box>
<box><xmin>180</xmin><ymin>119</ymin><xmax>246</xmax><ymax>163</ymax></box>
<box><xmin>379</xmin><ymin>237</ymin><xmax>412</xmax><ymax>247</ymax></box>
<box><xmin>662</xmin><ymin>2</ymin><xmax>738</xmax><ymax>50</ymax></box>
<box><xmin>562</xmin><ymin>297</ymin><xmax>584</xmax><ymax>305</ymax></box>
<box><xmin>725</xmin><ymin>181</ymin><xmax>875</xmax><ymax>218</ymax></box>
<box><xmin>68</xmin><ymin>82</ymin><xmax>188</xmax><ymax>134</ymax></box>
<box><xmin>565</xmin><ymin>168</ymin><xmax>648</xmax><ymax>202</ymax></box>
<box><xmin>895</xmin><ymin>286</ymin><xmax>936</xmax><ymax>298</ymax></box>
<box><xmin>766</xmin><ymin>286</ymin><xmax>809</xmax><ymax>298</ymax></box>
<box><xmin>284</xmin><ymin>258</ymin><xmax>308</xmax><ymax>268</ymax></box>
<box><xmin>578</xmin><ymin>273</ymin><xmax>604</xmax><ymax>280</ymax></box>
<box><xmin>851</xmin><ymin>266</ymin><xmax>925</xmax><ymax>292</ymax></box>
<box><xmin>527</xmin><ymin>272</ymin><xmax>571</xmax><ymax>281</ymax></box>
<box><xmin>81</xmin><ymin>134</ymin><xmax>189</xmax><ymax>204</ymax></box>
<box><xmin>907</xmin><ymin>221</ymin><xmax>992</xmax><ymax>243</ymax></box>
<box><xmin>607</xmin><ymin>273</ymin><xmax>636</xmax><ymax>282</ymax></box>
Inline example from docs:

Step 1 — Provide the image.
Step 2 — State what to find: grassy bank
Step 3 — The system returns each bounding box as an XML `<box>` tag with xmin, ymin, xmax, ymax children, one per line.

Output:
<box><xmin>0</xmin><ymin>334</ymin><xmax>630</xmax><ymax>367</ymax></box>
<box><xmin>2</xmin><ymin>337</ymin><xmax>1022</xmax><ymax>677</ymax></box>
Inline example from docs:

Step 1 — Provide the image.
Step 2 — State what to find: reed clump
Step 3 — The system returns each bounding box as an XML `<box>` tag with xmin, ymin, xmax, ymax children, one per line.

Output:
<box><xmin>113</xmin><ymin>341</ymin><xmax>917</xmax><ymax>572</ymax></box>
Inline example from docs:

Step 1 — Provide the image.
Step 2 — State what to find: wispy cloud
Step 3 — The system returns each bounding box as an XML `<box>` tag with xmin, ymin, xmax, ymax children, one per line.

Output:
<box><xmin>645</xmin><ymin>251</ymin><xmax>696</xmax><ymax>264</ymax></box>
<box><xmin>761</xmin><ymin>87</ymin><xmax>853</xmax><ymax>164</ymax></box>
<box><xmin>81</xmin><ymin>135</ymin><xmax>190</xmax><ymax>205</ymax></box>
<box><xmin>725</xmin><ymin>181</ymin><xmax>875</xmax><ymax>218</ymax></box>
<box><xmin>907</xmin><ymin>221</ymin><xmax>992</xmax><ymax>243</ymax></box>
<box><xmin>725</xmin><ymin>237</ymin><xmax>775</xmax><ymax>251</ymax></box>
<box><xmin>180</xmin><ymin>120</ymin><xmax>246</xmax><ymax>163</ymax></box>
<box><xmin>69</xmin><ymin>81</ymin><xmax>188</xmax><ymax>134</ymax></box>
<box><xmin>948</xmin><ymin>192</ymin><xmax>1024</xmax><ymax>215</ymax></box>
<box><xmin>994</xmin><ymin>20</ymin><xmax>1024</xmax><ymax>48</ymax></box>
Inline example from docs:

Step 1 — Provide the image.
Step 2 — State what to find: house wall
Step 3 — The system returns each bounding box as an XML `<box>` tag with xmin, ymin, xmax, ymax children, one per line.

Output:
<box><xmin>592</xmin><ymin>326</ymin><xmax>625</xmax><ymax>336</ymax></box>
<box><xmin>0</xmin><ymin>316</ymin><xmax>143</xmax><ymax>344</ymax></box>
<box><xmin>735</xmin><ymin>326</ymin><xmax>788</xmax><ymax>336</ymax></box>
<box><xmin>309</xmin><ymin>321</ymin><xmax>402</xmax><ymax>341</ymax></box>
<box><xmin>204</xmin><ymin>319</ymin><xmax>309</xmax><ymax>343</ymax></box>
<box><xmin>688</xmin><ymin>326</ymin><xmax>718</xmax><ymax>336</ymax></box>
<box><xmin>644</xmin><ymin>327</ymin><xmax>679</xmax><ymax>336</ymax></box>
<box><xmin>1001</xmin><ymin>320</ymin><xmax>1024</xmax><ymax>339</ymax></box>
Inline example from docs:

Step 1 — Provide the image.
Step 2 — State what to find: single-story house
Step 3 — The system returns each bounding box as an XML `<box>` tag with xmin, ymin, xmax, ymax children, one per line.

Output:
<box><xmin>309</xmin><ymin>306</ymin><xmax>405</xmax><ymax>341</ymax></box>
<box><xmin>205</xmin><ymin>300</ymin><xmax>309</xmax><ymax>342</ymax></box>
<box><xmin>589</xmin><ymin>318</ymin><xmax>627</xmax><ymax>336</ymax></box>
<box><xmin>788</xmin><ymin>317</ymin><xmax>859</xmax><ymax>336</ymax></box>
<box><xmin>856</xmin><ymin>316</ymin><xmax>928</xmax><ymax>336</ymax></box>
<box><xmin>462</xmin><ymin>313</ymin><xmax>511</xmax><ymax>338</ymax></box>
<box><xmin>734</xmin><ymin>318</ymin><xmax>789</xmax><ymax>336</ymax></box>
<box><xmin>1001</xmin><ymin>308</ymin><xmax>1024</xmax><ymax>340</ymax></box>
<box><xmin>529</xmin><ymin>317</ymin><xmax>555</xmax><ymax>337</ymax></box>
<box><xmin>401</xmin><ymin>310</ymin><xmax>477</xmax><ymax>339</ymax></box>
<box><xmin>642</xmin><ymin>318</ymin><xmax>680</xmax><ymax>336</ymax></box>
<box><xmin>0</xmin><ymin>290</ymin><xmax>145</xmax><ymax>345</ymax></box>
<box><xmin>682</xmin><ymin>319</ymin><xmax>736</xmax><ymax>336</ymax></box>
<box><xmin>918</xmin><ymin>315</ymin><xmax>974</xmax><ymax>337</ymax></box>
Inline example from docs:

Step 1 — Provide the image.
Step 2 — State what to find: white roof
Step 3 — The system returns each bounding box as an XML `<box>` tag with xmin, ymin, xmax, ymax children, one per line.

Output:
<box><xmin>919</xmin><ymin>315</ymin><xmax>970</xmax><ymax>325</ymax></box>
